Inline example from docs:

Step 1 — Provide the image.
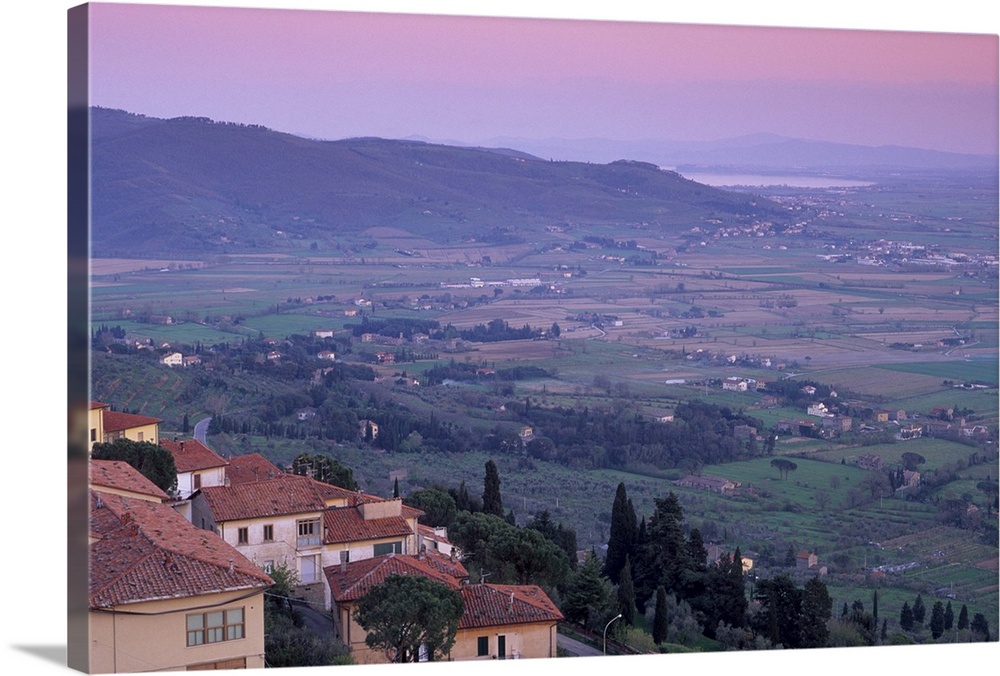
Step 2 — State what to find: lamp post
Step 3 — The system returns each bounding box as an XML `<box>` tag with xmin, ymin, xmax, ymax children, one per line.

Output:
<box><xmin>603</xmin><ymin>613</ymin><xmax>622</xmax><ymax>655</ymax></box>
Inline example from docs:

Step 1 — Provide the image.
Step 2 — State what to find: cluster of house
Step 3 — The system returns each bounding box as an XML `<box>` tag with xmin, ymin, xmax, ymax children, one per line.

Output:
<box><xmin>85</xmin><ymin>401</ymin><xmax>563</xmax><ymax>672</ymax></box>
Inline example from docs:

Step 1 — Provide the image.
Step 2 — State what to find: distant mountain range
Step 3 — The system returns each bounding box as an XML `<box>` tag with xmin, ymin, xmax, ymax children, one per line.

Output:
<box><xmin>424</xmin><ymin>133</ymin><xmax>999</xmax><ymax>175</ymax></box>
<box><xmin>89</xmin><ymin>108</ymin><xmax>793</xmax><ymax>257</ymax></box>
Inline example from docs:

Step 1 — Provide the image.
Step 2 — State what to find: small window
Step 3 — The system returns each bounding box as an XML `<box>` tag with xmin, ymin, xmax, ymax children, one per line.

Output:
<box><xmin>137</xmin><ymin>432</ymin><xmax>144</xmax><ymax>441</ymax></box>
<box><xmin>263</xmin><ymin>524</ymin><xmax>274</xmax><ymax>542</ymax></box>
<box><xmin>90</xmin><ymin>428</ymin><xmax>97</xmax><ymax>442</ymax></box>
<box><xmin>193</xmin><ymin>473</ymin><xmax>202</xmax><ymax>490</ymax></box>
<box><xmin>477</xmin><ymin>636</ymin><xmax>489</xmax><ymax>657</ymax></box>
<box><xmin>262</xmin><ymin>561</ymin><xmax>274</xmax><ymax>574</ymax></box>
<box><xmin>237</xmin><ymin>527</ymin><xmax>249</xmax><ymax>545</ymax></box>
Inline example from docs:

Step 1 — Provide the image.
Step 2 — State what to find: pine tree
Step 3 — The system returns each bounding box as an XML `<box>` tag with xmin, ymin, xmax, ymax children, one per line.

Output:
<box><xmin>970</xmin><ymin>613</ymin><xmax>990</xmax><ymax>640</ymax></box>
<box><xmin>644</xmin><ymin>492</ymin><xmax>689</xmax><ymax>596</ymax></box>
<box><xmin>482</xmin><ymin>460</ymin><xmax>503</xmax><ymax>517</ymax></box>
<box><xmin>561</xmin><ymin>553</ymin><xmax>616</xmax><ymax>631</ymax></box>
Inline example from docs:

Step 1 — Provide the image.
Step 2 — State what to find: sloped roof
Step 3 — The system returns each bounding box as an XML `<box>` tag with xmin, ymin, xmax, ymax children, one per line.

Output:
<box><xmin>324</xmin><ymin>553</ymin><xmax>462</xmax><ymax>602</ymax></box>
<box><xmin>89</xmin><ymin>490</ymin><xmax>272</xmax><ymax>609</ymax></box>
<box><xmin>197</xmin><ymin>473</ymin><xmax>355</xmax><ymax>522</ymax></box>
<box><xmin>89</xmin><ymin>459</ymin><xmax>170</xmax><ymax>501</ymax></box>
<box><xmin>160</xmin><ymin>437</ymin><xmax>228</xmax><ymax>473</ymax></box>
<box><xmin>323</xmin><ymin>506</ymin><xmax>414</xmax><ymax>544</ymax></box>
<box><xmin>102</xmin><ymin>409</ymin><xmax>163</xmax><ymax>433</ymax></box>
<box><xmin>458</xmin><ymin>584</ymin><xmax>563</xmax><ymax>628</ymax></box>
<box><xmin>225</xmin><ymin>453</ymin><xmax>285</xmax><ymax>485</ymax></box>
<box><xmin>418</xmin><ymin>548</ymin><xmax>468</xmax><ymax>581</ymax></box>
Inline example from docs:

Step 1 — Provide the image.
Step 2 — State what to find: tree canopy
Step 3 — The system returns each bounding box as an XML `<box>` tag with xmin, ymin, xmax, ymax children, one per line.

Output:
<box><xmin>290</xmin><ymin>452</ymin><xmax>358</xmax><ymax>490</ymax></box>
<box><xmin>770</xmin><ymin>458</ymin><xmax>798</xmax><ymax>480</ymax></box>
<box><xmin>91</xmin><ymin>438</ymin><xmax>178</xmax><ymax>494</ymax></box>
<box><xmin>353</xmin><ymin>574</ymin><xmax>464</xmax><ymax>662</ymax></box>
<box><xmin>404</xmin><ymin>488</ymin><xmax>458</xmax><ymax>528</ymax></box>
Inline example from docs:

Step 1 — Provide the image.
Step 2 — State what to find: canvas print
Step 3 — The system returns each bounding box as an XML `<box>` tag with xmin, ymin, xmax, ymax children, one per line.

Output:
<box><xmin>68</xmin><ymin>1</ymin><xmax>999</xmax><ymax>673</ymax></box>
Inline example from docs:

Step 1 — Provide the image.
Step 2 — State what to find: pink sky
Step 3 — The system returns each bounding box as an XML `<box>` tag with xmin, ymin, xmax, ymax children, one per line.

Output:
<box><xmin>87</xmin><ymin>2</ymin><xmax>998</xmax><ymax>155</ymax></box>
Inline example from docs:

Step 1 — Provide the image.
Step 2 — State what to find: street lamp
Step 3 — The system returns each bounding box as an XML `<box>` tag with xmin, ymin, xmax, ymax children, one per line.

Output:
<box><xmin>603</xmin><ymin>613</ymin><xmax>622</xmax><ymax>655</ymax></box>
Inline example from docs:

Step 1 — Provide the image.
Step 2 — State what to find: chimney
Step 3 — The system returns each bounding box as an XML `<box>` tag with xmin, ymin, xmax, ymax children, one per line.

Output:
<box><xmin>340</xmin><ymin>551</ymin><xmax>349</xmax><ymax>573</ymax></box>
<box><xmin>227</xmin><ymin>559</ymin><xmax>234</xmax><ymax>574</ymax></box>
<box><xmin>449</xmin><ymin>548</ymin><xmax>456</xmax><ymax>564</ymax></box>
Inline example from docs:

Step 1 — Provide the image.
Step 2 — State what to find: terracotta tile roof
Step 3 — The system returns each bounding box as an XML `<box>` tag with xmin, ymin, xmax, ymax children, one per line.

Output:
<box><xmin>458</xmin><ymin>584</ymin><xmax>563</xmax><ymax>629</ymax></box>
<box><xmin>89</xmin><ymin>490</ymin><xmax>272</xmax><ymax>609</ymax></box>
<box><xmin>102</xmin><ymin>410</ymin><xmax>163</xmax><ymax>433</ymax></box>
<box><xmin>324</xmin><ymin>553</ymin><xmax>462</xmax><ymax>602</ymax></box>
<box><xmin>160</xmin><ymin>438</ymin><xmax>228</xmax><ymax>473</ymax></box>
<box><xmin>225</xmin><ymin>453</ymin><xmax>285</xmax><ymax>485</ymax></box>
<box><xmin>197</xmin><ymin>473</ymin><xmax>354</xmax><ymax>522</ymax></box>
<box><xmin>89</xmin><ymin>459</ymin><xmax>170</xmax><ymax>501</ymax></box>
<box><xmin>419</xmin><ymin>548</ymin><xmax>468</xmax><ymax>581</ymax></box>
<box><xmin>322</xmin><ymin>506</ymin><xmax>414</xmax><ymax>544</ymax></box>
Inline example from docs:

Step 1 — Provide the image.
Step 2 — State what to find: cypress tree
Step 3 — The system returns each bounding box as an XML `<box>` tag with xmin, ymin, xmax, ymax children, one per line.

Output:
<box><xmin>617</xmin><ymin>554</ymin><xmax>635</xmax><ymax>625</ymax></box>
<box><xmin>930</xmin><ymin>601</ymin><xmax>945</xmax><ymax>639</ymax></box>
<box><xmin>900</xmin><ymin>602</ymin><xmax>914</xmax><ymax>631</ymax></box>
<box><xmin>912</xmin><ymin>594</ymin><xmax>926</xmax><ymax>625</ymax></box>
<box><xmin>800</xmin><ymin>577</ymin><xmax>832</xmax><ymax>648</ymax></box>
<box><xmin>482</xmin><ymin>459</ymin><xmax>503</xmax><ymax>517</ymax></box>
<box><xmin>603</xmin><ymin>482</ymin><xmax>636</xmax><ymax>584</ymax></box>
<box><xmin>944</xmin><ymin>601</ymin><xmax>954</xmax><ymax>632</ymax></box>
<box><xmin>653</xmin><ymin>586</ymin><xmax>668</xmax><ymax>644</ymax></box>
<box><xmin>958</xmin><ymin>604</ymin><xmax>969</xmax><ymax>631</ymax></box>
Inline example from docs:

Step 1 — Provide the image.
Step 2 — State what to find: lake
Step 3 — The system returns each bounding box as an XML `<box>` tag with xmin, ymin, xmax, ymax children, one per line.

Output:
<box><xmin>677</xmin><ymin>171</ymin><xmax>875</xmax><ymax>188</ymax></box>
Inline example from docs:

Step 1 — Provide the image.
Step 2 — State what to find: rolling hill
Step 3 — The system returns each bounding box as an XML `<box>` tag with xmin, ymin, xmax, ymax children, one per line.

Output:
<box><xmin>89</xmin><ymin>108</ymin><xmax>791</xmax><ymax>257</ymax></box>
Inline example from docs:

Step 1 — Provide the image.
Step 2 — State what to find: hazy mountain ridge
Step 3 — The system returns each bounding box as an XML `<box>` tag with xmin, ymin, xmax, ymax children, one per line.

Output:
<box><xmin>90</xmin><ymin>108</ymin><xmax>790</xmax><ymax>257</ymax></box>
<box><xmin>471</xmin><ymin>134</ymin><xmax>999</xmax><ymax>174</ymax></box>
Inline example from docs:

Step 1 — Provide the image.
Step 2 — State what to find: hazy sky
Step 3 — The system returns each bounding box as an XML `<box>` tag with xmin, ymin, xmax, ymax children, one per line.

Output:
<box><xmin>87</xmin><ymin>2</ymin><xmax>999</xmax><ymax>155</ymax></box>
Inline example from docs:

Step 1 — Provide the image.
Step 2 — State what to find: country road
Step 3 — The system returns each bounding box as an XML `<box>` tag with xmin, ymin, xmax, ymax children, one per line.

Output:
<box><xmin>194</xmin><ymin>417</ymin><xmax>211</xmax><ymax>444</ymax></box>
